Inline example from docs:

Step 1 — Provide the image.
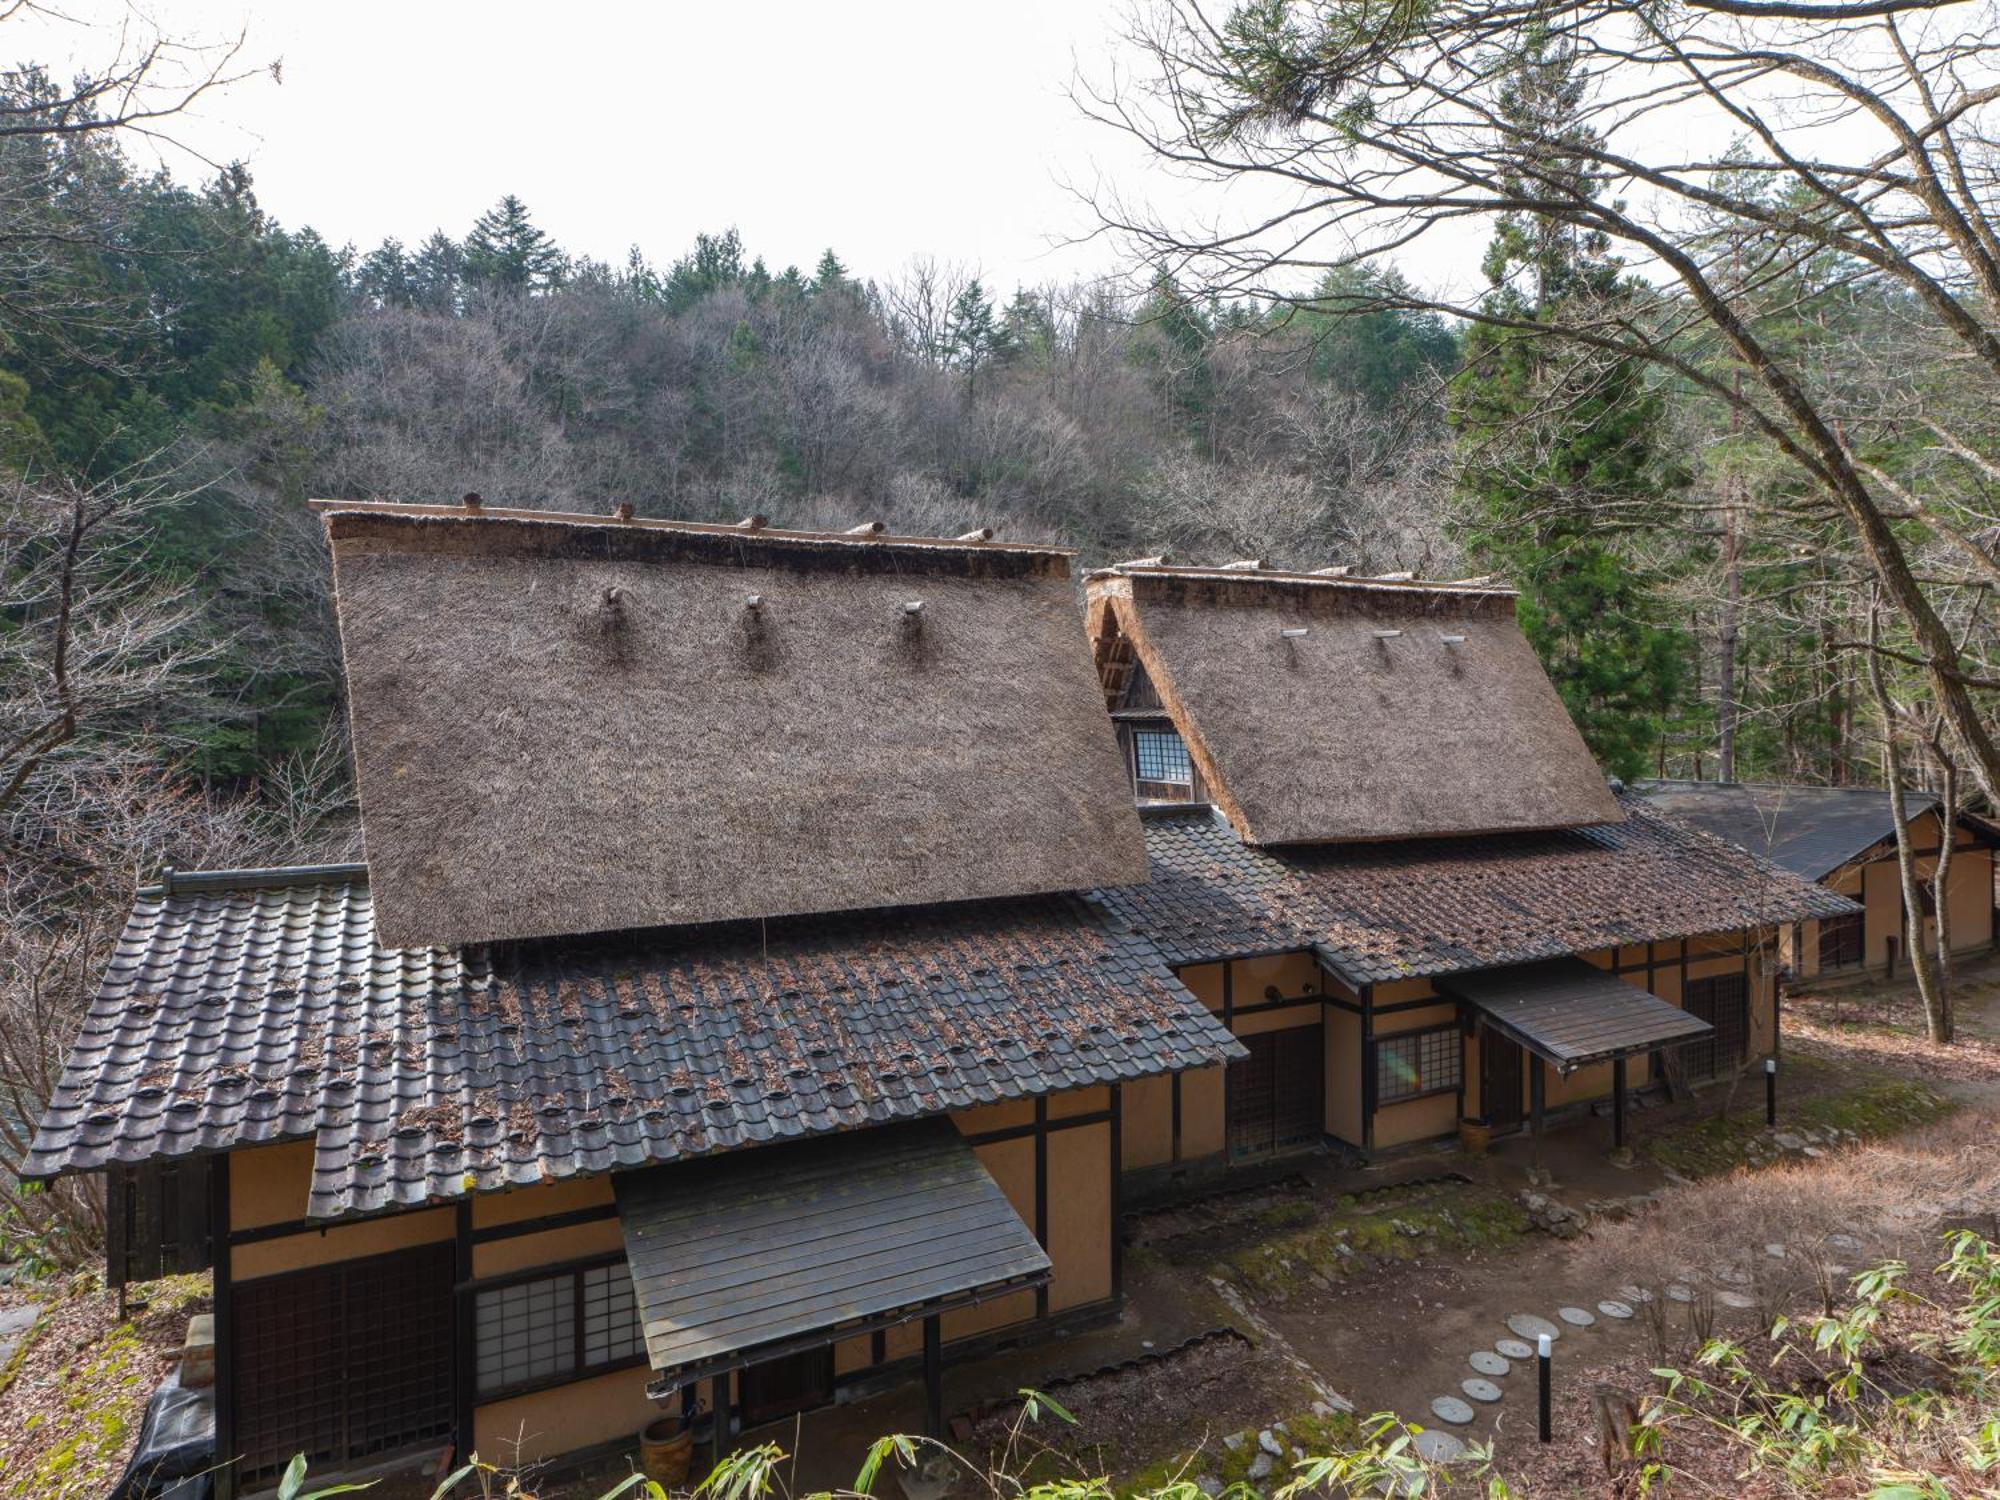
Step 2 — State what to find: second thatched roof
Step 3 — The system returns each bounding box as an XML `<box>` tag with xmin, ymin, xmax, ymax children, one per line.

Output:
<box><xmin>1088</xmin><ymin>564</ymin><xmax>1623</xmax><ymax>846</ymax></box>
<box><xmin>327</xmin><ymin>506</ymin><xmax>1147</xmax><ymax>949</ymax></box>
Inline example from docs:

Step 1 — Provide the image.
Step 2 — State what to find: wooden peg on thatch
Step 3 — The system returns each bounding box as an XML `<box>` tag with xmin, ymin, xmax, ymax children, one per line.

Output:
<box><xmin>1115</xmin><ymin>554</ymin><xmax>1170</xmax><ymax>569</ymax></box>
<box><xmin>1310</xmin><ymin>564</ymin><xmax>1352</xmax><ymax>577</ymax></box>
<box><xmin>1373</xmin><ymin>570</ymin><xmax>1415</xmax><ymax>582</ymax></box>
<box><xmin>611</xmin><ymin>502</ymin><xmax>635</xmax><ymax>522</ymax></box>
<box><xmin>1220</xmin><ymin>558</ymin><xmax>1266</xmax><ymax>571</ymax></box>
<box><xmin>847</xmin><ymin>520</ymin><xmax>886</xmax><ymax>535</ymax></box>
<box><xmin>461</xmin><ymin>492</ymin><xmax>483</xmax><ymax>512</ymax></box>
<box><xmin>956</xmin><ymin>527</ymin><xmax>995</xmax><ymax>543</ymax></box>
<box><xmin>736</xmin><ymin>514</ymin><xmax>768</xmax><ymax>531</ymax></box>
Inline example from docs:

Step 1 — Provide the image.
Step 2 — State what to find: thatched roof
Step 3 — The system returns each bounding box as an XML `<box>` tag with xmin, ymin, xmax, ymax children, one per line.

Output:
<box><xmin>326</xmin><ymin>505</ymin><xmax>1147</xmax><ymax>949</ymax></box>
<box><xmin>1087</xmin><ymin>564</ymin><xmax>1623</xmax><ymax>846</ymax></box>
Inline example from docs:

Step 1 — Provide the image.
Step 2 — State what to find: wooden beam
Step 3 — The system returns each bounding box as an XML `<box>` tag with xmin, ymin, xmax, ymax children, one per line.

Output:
<box><xmin>1530</xmin><ymin>1056</ymin><xmax>1547</xmax><ymax>1173</ymax></box>
<box><xmin>1612</xmin><ymin>1057</ymin><xmax>1628</xmax><ymax>1152</ymax></box>
<box><xmin>211</xmin><ymin>1155</ymin><xmax>236</xmax><ymax>1500</ymax></box>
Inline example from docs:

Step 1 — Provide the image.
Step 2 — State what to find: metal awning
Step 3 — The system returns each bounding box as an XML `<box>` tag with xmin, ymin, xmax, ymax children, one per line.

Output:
<box><xmin>1441</xmin><ymin>958</ymin><xmax>1713</xmax><ymax>1074</ymax></box>
<box><xmin>614</xmin><ymin>1119</ymin><xmax>1051</xmax><ymax>1395</ymax></box>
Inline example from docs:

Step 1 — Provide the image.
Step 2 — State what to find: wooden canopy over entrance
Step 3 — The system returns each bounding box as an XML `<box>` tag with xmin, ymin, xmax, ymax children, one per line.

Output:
<box><xmin>614</xmin><ymin>1120</ymin><xmax>1050</xmax><ymax>1434</ymax></box>
<box><xmin>1442</xmin><ymin>958</ymin><xmax>1716</xmax><ymax>1155</ymax></box>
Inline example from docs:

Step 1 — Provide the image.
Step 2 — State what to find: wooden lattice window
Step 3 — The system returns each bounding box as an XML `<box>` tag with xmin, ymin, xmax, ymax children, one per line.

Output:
<box><xmin>233</xmin><ymin>1242</ymin><xmax>455</xmax><ymax>1487</ymax></box>
<box><xmin>1374</xmin><ymin>1025</ymin><xmax>1463</xmax><ymax>1103</ymax></box>
<box><xmin>1681</xmin><ymin>973</ymin><xmax>1750</xmax><ymax>1081</ymax></box>
<box><xmin>1818</xmin><ymin>912</ymin><xmax>1864</xmax><ymax>970</ymax></box>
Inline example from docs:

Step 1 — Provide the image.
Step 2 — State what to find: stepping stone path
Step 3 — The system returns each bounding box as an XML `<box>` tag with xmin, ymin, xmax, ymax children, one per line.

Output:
<box><xmin>1495</xmin><ymin>1337</ymin><xmax>1534</xmax><ymax>1361</ymax></box>
<box><xmin>1411</xmin><ymin>1430</ymin><xmax>1465</xmax><ymax>1463</ymax></box>
<box><xmin>1460</xmin><ymin>1378</ymin><xmax>1503</xmax><ymax>1404</ymax></box>
<box><xmin>1717</xmin><ymin>1290</ymin><xmax>1756</xmax><ymax>1310</ymax></box>
<box><xmin>1597</xmin><ymin>1300</ymin><xmax>1634</xmax><ymax>1320</ymax></box>
<box><xmin>1557</xmin><ymin>1306</ymin><xmax>1596</xmax><ymax>1328</ymax></box>
<box><xmin>1829</xmin><ymin>1233</ymin><xmax>1864</xmax><ymax>1254</ymax></box>
<box><xmin>1430</xmin><ymin>1396</ymin><xmax>1476</xmax><ymax>1425</ymax></box>
<box><xmin>1506</xmin><ymin>1313</ymin><xmax>1561</xmax><ymax>1342</ymax></box>
<box><xmin>0</xmin><ymin>1305</ymin><xmax>35</xmax><ymax>1369</ymax></box>
<box><xmin>1714</xmin><ymin>1266</ymin><xmax>1751</xmax><ymax>1286</ymax></box>
<box><xmin>1468</xmin><ymin>1350</ymin><xmax>1510</xmax><ymax>1377</ymax></box>
<box><xmin>1665</xmin><ymin>1284</ymin><xmax>1695</xmax><ymax>1303</ymax></box>
<box><xmin>1618</xmin><ymin>1284</ymin><xmax>1656</xmax><ymax>1303</ymax></box>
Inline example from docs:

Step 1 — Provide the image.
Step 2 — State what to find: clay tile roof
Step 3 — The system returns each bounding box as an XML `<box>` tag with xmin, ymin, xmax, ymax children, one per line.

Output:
<box><xmin>24</xmin><ymin>868</ymin><xmax>1239</xmax><ymax>1221</ymax></box>
<box><xmin>325</xmin><ymin>504</ymin><xmax>1147</xmax><ymax>950</ymax></box>
<box><xmin>1085</xmin><ymin>565</ymin><xmax>1623</xmax><ymax>845</ymax></box>
<box><xmin>1091</xmin><ymin>794</ymin><xmax>1860</xmax><ymax>984</ymax></box>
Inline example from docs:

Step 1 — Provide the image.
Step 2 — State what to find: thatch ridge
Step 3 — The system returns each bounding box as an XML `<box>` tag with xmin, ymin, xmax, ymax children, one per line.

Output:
<box><xmin>1088</xmin><ymin>568</ymin><xmax>1623</xmax><ymax>846</ymax></box>
<box><xmin>330</xmin><ymin>508</ymin><xmax>1146</xmax><ymax>949</ymax></box>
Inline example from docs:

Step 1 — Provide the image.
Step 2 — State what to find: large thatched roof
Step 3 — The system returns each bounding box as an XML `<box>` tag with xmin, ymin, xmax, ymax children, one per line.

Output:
<box><xmin>1087</xmin><ymin>564</ymin><xmax>1623</xmax><ymax>846</ymax></box>
<box><xmin>327</xmin><ymin>505</ymin><xmax>1147</xmax><ymax>949</ymax></box>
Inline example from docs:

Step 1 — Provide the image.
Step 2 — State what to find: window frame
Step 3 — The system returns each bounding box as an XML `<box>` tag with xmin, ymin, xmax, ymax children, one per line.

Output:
<box><xmin>471</xmin><ymin>1253</ymin><xmax>649</xmax><ymax>1402</ymax></box>
<box><xmin>1372</xmin><ymin>1023</ymin><xmax>1464</xmax><ymax>1105</ymax></box>
<box><xmin>1132</xmin><ymin>728</ymin><xmax>1194</xmax><ymax>788</ymax></box>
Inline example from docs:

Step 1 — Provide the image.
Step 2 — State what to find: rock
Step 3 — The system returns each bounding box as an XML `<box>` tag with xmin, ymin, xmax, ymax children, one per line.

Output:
<box><xmin>1271</xmin><ymin>1421</ymin><xmax>1289</xmax><ymax>1438</ymax></box>
<box><xmin>1412</xmin><ymin>1430</ymin><xmax>1466</xmax><ymax>1462</ymax></box>
<box><xmin>1802</xmin><ymin>1145</ymin><xmax>1824</xmax><ymax>1158</ymax></box>
<box><xmin>1224</xmin><ymin>1432</ymin><xmax>1245</xmax><ymax>1452</ymax></box>
<box><xmin>1310</xmin><ymin>1401</ymin><xmax>1336</xmax><ymax>1418</ymax></box>
<box><xmin>1764</xmin><ymin>1243</ymin><xmax>1787</xmax><ymax>1259</ymax></box>
<box><xmin>1461</xmin><ymin>1377</ymin><xmax>1503</xmax><ymax>1403</ymax></box>
<box><xmin>1773</xmin><ymin>1132</ymin><xmax>1806</xmax><ymax>1151</ymax></box>
<box><xmin>1258</xmin><ymin>1429</ymin><xmax>1283</xmax><ymax>1457</ymax></box>
<box><xmin>1247</xmin><ymin>1452</ymin><xmax>1275</xmax><ymax>1481</ymax></box>
<box><xmin>1197</xmin><ymin>1479</ymin><xmax>1222</xmax><ymax>1498</ymax></box>
<box><xmin>1430</xmin><ymin>1395</ymin><xmax>1476</xmax><ymax>1425</ymax></box>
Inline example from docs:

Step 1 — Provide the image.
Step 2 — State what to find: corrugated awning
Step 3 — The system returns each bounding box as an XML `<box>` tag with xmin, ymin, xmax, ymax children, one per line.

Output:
<box><xmin>1441</xmin><ymin>958</ymin><xmax>1713</xmax><ymax>1074</ymax></box>
<box><xmin>615</xmin><ymin>1119</ymin><xmax>1050</xmax><ymax>1395</ymax></box>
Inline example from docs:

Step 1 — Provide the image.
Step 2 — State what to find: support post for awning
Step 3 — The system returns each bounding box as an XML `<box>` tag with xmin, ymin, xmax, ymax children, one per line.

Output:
<box><xmin>923</xmin><ymin>1314</ymin><xmax>943</xmax><ymax>1439</ymax></box>
<box><xmin>1529</xmin><ymin>1055</ymin><xmax>1546</xmax><ymax>1173</ymax></box>
<box><xmin>1612</xmin><ymin>1057</ymin><xmax>1628</xmax><ymax>1152</ymax></box>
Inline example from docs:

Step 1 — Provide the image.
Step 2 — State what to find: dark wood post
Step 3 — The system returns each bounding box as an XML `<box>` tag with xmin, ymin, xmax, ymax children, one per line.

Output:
<box><xmin>211</xmin><ymin>1155</ymin><xmax>235</xmax><ymax>1500</ymax></box>
<box><xmin>922</xmin><ymin>1314</ymin><xmax>943</xmax><ymax>1438</ymax></box>
<box><xmin>1109</xmin><ymin>1084</ymin><xmax>1124</xmax><ymax>1304</ymax></box>
<box><xmin>1529</xmin><ymin>1055</ymin><xmax>1546</xmax><ymax>1173</ymax></box>
<box><xmin>1612</xmin><ymin>1057</ymin><xmax>1628</xmax><ymax>1151</ymax></box>
<box><xmin>453</xmin><ymin>1201</ymin><xmax>475</xmax><ymax>1462</ymax></box>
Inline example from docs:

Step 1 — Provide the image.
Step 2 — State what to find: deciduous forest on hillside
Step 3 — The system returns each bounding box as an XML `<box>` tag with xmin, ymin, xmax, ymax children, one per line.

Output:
<box><xmin>6</xmin><ymin>0</ymin><xmax>2000</xmax><ymax>1254</ymax></box>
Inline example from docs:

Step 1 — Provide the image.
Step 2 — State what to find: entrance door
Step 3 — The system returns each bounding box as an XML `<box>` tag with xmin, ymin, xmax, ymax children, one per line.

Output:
<box><xmin>1682</xmin><ymin>972</ymin><xmax>1749</xmax><ymax>1081</ymax></box>
<box><xmin>233</xmin><ymin>1242</ymin><xmax>456</xmax><ymax>1489</ymax></box>
<box><xmin>1227</xmin><ymin>1023</ymin><xmax>1325</xmax><ymax>1160</ymax></box>
<box><xmin>738</xmin><ymin>1346</ymin><xmax>835</xmax><ymax>1427</ymax></box>
<box><xmin>1481</xmin><ymin>1028</ymin><xmax>1524</xmax><ymax>1133</ymax></box>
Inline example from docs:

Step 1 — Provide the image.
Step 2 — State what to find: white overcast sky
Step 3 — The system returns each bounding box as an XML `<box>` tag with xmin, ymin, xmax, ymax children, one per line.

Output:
<box><xmin>18</xmin><ymin>0</ymin><xmax>1221</xmax><ymax>294</ymax></box>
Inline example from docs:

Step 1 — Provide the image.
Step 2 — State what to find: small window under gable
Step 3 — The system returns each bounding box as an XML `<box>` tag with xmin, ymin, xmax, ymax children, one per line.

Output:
<box><xmin>1130</xmin><ymin>725</ymin><xmax>1199</xmax><ymax>803</ymax></box>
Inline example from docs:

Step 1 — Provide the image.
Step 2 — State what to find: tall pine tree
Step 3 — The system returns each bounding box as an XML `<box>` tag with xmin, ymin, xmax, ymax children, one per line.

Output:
<box><xmin>1451</xmin><ymin>29</ymin><xmax>1688</xmax><ymax>780</ymax></box>
<box><xmin>462</xmin><ymin>194</ymin><xmax>565</xmax><ymax>293</ymax></box>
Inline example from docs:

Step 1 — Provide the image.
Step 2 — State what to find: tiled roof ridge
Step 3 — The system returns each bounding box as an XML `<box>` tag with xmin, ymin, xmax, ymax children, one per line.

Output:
<box><xmin>1635</xmin><ymin>777</ymin><xmax>1937</xmax><ymax>798</ymax></box>
<box><xmin>152</xmin><ymin>862</ymin><xmax>371</xmax><ymax>898</ymax></box>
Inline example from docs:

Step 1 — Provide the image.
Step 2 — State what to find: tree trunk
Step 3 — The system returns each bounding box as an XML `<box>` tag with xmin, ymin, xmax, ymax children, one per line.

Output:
<box><xmin>1718</xmin><ymin>500</ymin><xmax>1741</xmax><ymax>783</ymax></box>
<box><xmin>1864</xmin><ymin>607</ymin><xmax>1951</xmax><ymax>1043</ymax></box>
<box><xmin>1932</xmin><ymin>742</ymin><xmax>1958</xmax><ymax>1015</ymax></box>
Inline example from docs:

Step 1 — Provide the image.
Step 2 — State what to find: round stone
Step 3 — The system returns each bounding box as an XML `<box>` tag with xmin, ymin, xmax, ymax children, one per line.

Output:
<box><xmin>1411</xmin><ymin>1429</ymin><xmax>1465</xmax><ymax>1463</ymax></box>
<box><xmin>1469</xmin><ymin>1350</ymin><xmax>1510</xmax><ymax>1377</ymax></box>
<box><xmin>1597</xmin><ymin>1300</ymin><xmax>1634</xmax><ymax>1320</ymax></box>
<box><xmin>1495</xmin><ymin>1337</ymin><xmax>1534</xmax><ymax>1361</ymax></box>
<box><xmin>1558</xmin><ymin>1306</ymin><xmax>1597</xmax><ymax>1327</ymax></box>
<box><xmin>1828</xmin><ymin>1232</ymin><xmax>1864</xmax><ymax>1254</ymax></box>
<box><xmin>1714</xmin><ymin>1265</ymin><xmax>1751</xmax><ymax>1287</ymax></box>
<box><xmin>1430</xmin><ymin>1396</ymin><xmax>1476</xmax><ymax>1426</ymax></box>
<box><xmin>1717</xmin><ymin>1290</ymin><xmax>1755</xmax><ymax>1309</ymax></box>
<box><xmin>1461</xmin><ymin>1378</ymin><xmax>1503</xmax><ymax>1403</ymax></box>
<box><xmin>1506</xmin><ymin>1313</ymin><xmax>1561</xmax><ymax>1342</ymax></box>
<box><xmin>1764</xmin><ymin>1242</ymin><xmax>1787</xmax><ymax>1259</ymax></box>
<box><xmin>1665</xmin><ymin>1284</ymin><xmax>1695</xmax><ymax>1303</ymax></box>
<box><xmin>1618</xmin><ymin>1284</ymin><xmax>1655</xmax><ymax>1304</ymax></box>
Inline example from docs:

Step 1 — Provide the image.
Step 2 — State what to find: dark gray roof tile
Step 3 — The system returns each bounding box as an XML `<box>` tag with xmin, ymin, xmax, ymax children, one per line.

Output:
<box><xmin>27</xmin><ymin>877</ymin><xmax>1239</xmax><ymax>1220</ymax></box>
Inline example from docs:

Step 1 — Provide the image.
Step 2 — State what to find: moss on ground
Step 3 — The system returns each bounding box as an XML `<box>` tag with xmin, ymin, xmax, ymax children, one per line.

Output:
<box><xmin>1646</xmin><ymin>1078</ymin><xmax>1955</xmax><ymax>1178</ymax></box>
<box><xmin>14</xmin><ymin>1273</ymin><xmax>207</xmax><ymax>1500</ymax></box>
<box><xmin>1118</xmin><ymin>1405</ymin><xmax>1363</xmax><ymax>1495</ymax></box>
<box><xmin>1213</xmin><ymin>1185</ymin><xmax>1530</xmax><ymax>1300</ymax></box>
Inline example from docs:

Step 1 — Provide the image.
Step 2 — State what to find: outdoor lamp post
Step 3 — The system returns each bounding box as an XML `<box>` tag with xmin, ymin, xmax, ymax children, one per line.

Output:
<box><xmin>1537</xmin><ymin>1332</ymin><xmax>1553</xmax><ymax>1443</ymax></box>
<box><xmin>1765</xmin><ymin>1056</ymin><xmax>1778</xmax><ymax>1126</ymax></box>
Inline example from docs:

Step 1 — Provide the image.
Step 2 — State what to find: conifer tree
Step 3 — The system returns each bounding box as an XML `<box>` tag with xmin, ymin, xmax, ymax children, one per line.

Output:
<box><xmin>1450</xmin><ymin>29</ymin><xmax>1688</xmax><ymax>779</ymax></box>
<box><xmin>462</xmin><ymin>194</ymin><xmax>565</xmax><ymax>293</ymax></box>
